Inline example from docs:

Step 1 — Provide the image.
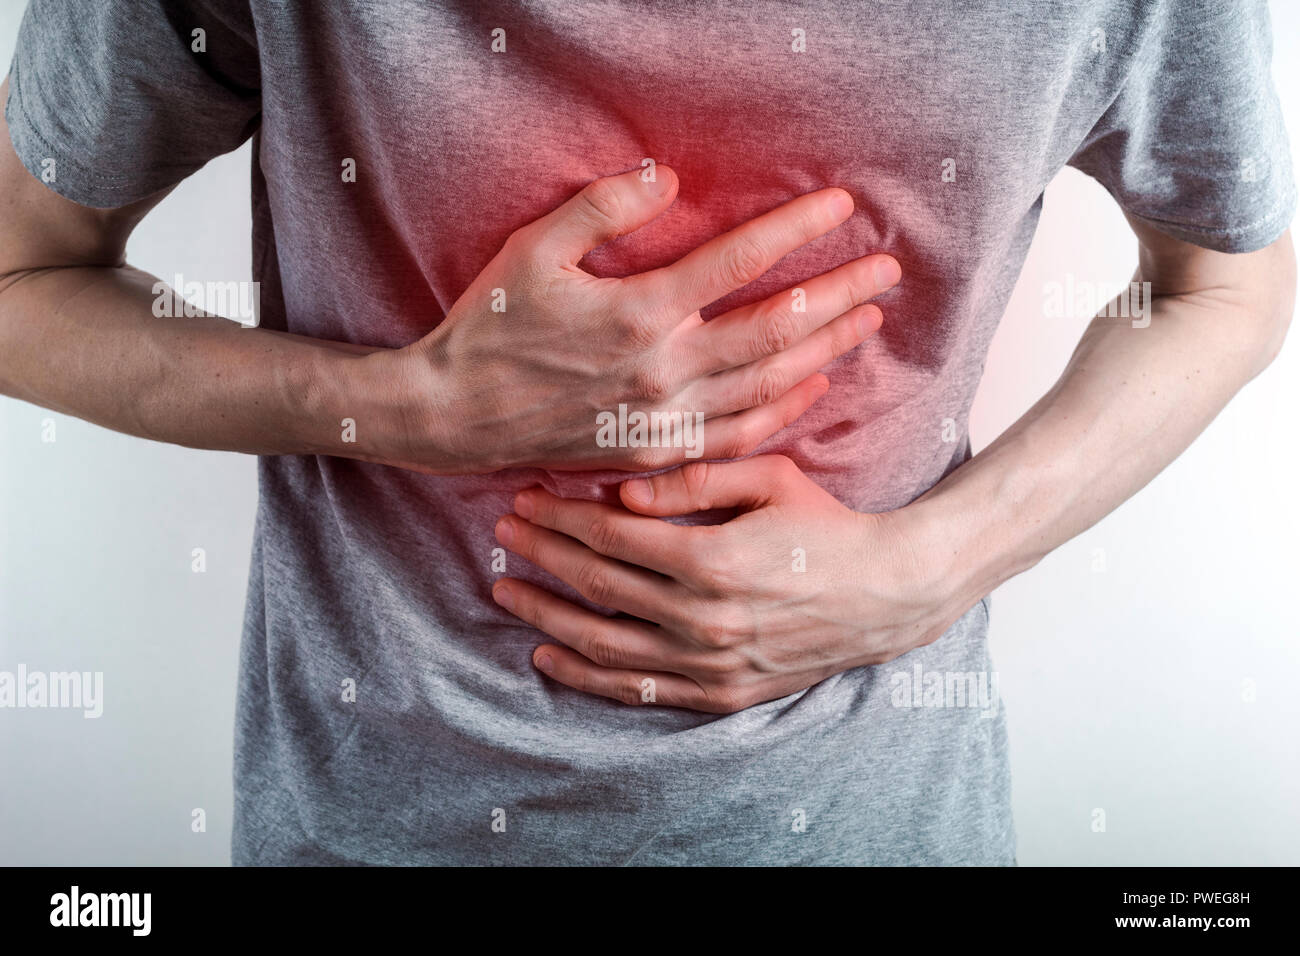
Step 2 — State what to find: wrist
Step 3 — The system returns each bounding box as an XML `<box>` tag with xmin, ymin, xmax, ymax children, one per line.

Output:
<box><xmin>871</xmin><ymin>498</ymin><xmax>967</xmax><ymax>613</ymax></box>
<box><xmin>286</xmin><ymin>346</ymin><xmax>428</xmax><ymax>467</ymax></box>
<box><xmin>900</xmin><ymin>457</ymin><xmax>1042</xmax><ymax>613</ymax></box>
<box><xmin>354</xmin><ymin>346</ymin><xmax>457</xmax><ymax>471</ymax></box>
<box><xmin>898</xmin><ymin>492</ymin><xmax>979</xmax><ymax>610</ymax></box>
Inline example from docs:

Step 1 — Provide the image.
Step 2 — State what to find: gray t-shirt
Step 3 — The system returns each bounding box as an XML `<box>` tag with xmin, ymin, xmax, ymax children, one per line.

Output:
<box><xmin>7</xmin><ymin>0</ymin><xmax>1293</xmax><ymax>864</ymax></box>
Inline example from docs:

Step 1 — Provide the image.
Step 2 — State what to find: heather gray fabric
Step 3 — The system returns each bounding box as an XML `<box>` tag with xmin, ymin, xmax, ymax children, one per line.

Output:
<box><xmin>7</xmin><ymin>0</ymin><xmax>1293</xmax><ymax>865</ymax></box>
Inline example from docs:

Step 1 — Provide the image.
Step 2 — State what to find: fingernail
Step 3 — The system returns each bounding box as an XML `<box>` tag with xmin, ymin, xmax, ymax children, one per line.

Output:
<box><xmin>858</xmin><ymin>308</ymin><xmax>881</xmax><ymax>337</ymax></box>
<box><xmin>875</xmin><ymin>257</ymin><xmax>901</xmax><ymax>288</ymax></box>
<box><xmin>829</xmin><ymin>189</ymin><xmax>854</xmax><ymax>218</ymax></box>
<box><xmin>494</xmin><ymin>516</ymin><xmax>515</xmax><ymax>546</ymax></box>
<box><xmin>650</xmin><ymin>167</ymin><xmax>673</xmax><ymax>197</ymax></box>
<box><xmin>493</xmin><ymin>585</ymin><xmax>515</xmax><ymax>611</ymax></box>
<box><xmin>535</xmin><ymin>652</ymin><xmax>554</xmax><ymax>673</ymax></box>
<box><xmin>514</xmin><ymin>491</ymin><xmax>535</xmax><ymax>520</ymax></box>
<box><xmin>624</xmin><ymin>478</ymin><xmax>654</xmax><ymax>504</ymax></box>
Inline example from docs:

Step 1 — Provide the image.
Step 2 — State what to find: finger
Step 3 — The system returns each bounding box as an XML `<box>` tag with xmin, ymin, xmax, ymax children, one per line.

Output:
<box><xmin>620</xmin><ymin>454</ymin><xmax>802</xmax><ymax>516</ymax></box>
<box><xmin>585</xmin><ymin>374</ymin><xmax>826</xmax><ymax>476</ymax></box>
<box><xmin>532</xmin><ymin>642</ymin><xmax>719</xmax><ymax>711</ymax></box>
<box><xmin>682</xmin><ymin>304</ymin><xmax>881</xmax><ymax>417</ymax></box>
<box><xmin>495</xmin><ymin>514</ymin><xmax>685</xmax><ymax>625</ymax></box>
<box><xmin>596</xmin><ymin>373</ymin><xmax>828</xmax><ymax>473</ymax></box>
<box><xmin>692</xmin><ymin>373</ymin><xmax>828</xmax><ymax>461</ymax></box>
<box><xmin>493</xmin><ymin>577</ymin><xmax>688</xmax><ymax>672</ymax></box>
<box><xmin>683</xmin><ymin>253</ymin><xmax>900</xmax><ymax>376</ymax></box>
<box><xmin>513</xmin><ymin>488</ymin><xmax>699</xmax><ymax>578</ymax></box>
<box><xmin>636</xmin><ymin>187</ymin><xmax>854</xmax><ymax>315</ymax></box>
<box><xmin>521</xmin><ymin>165</ymin><xmax>679</xmax><ymax>265</ymax></box>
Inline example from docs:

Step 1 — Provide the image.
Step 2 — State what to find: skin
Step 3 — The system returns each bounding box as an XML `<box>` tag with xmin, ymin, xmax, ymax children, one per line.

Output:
<box><xmin>1</xmin><ymin>76</ymin><xmax>1294</xmax><ymax>716</ymax></box>
<box><xmin>492</xmin><ymin>222</ymin><xmax>1296</xmax><ymax>712</ymax></box>
<box><xmin>395</xmin><ymin>167</ymin><xmax>900</xmax><ymax>472</ymax></box>
<box><xmin>0</xmin><ymin>78</ymin><xmax>898</xmax><ymax>474</ymax></box>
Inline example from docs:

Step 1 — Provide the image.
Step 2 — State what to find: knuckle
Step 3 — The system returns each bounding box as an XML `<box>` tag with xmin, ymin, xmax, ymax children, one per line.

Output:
<box><xmin>750</xmin><ymin>366</ymin><xmax>789</xmax><ymax>406</ymax></box>
<box><xmin>718</xmin><ymin>234</ymin><xmax>769</xmax><ymax>288</ymax></box>
<box><xmin>678</xmin><ymin>461</ymin><xmax>713</xmax><ymax>501</ymax></box>
<box><xmin>840</xmin><ymin>264</ymin><xmax>874</xmax><ymax>310</ymax></box>
<box><xmin>584</xmin><ymin>632</ymin><xmax>621</xmax><ymax>669</ymax></box>
<box><xmin>616</xmin><ymin>310</ymin><xmax>662</xmax><ymax>351</ymax></box>
<box><xmin>825</xmin><ymin>313</ymin><xmax>860</xmax><ymax>357</ymax></box>
<box><xmin>585</xmin><ymin>515</ymin><xmax>622</xmax><ymax>556</ymax></box>
<box><xmin>513</xmin><ymin>528</ymin><xmax>540</xmax><ymax>562</ymax></box>
<box><xmin>694</xmin><ymin>614</ymin><xmax>739</xmax><ymax>649</ymax></box>
<box><xmin>630</xmin><ymin>363</ymin><xmax>674</xmax><ymax>402</ymax></box>
<box><xmin>527</xmin><ymin>600</ymin><xmax>552</xmax><ymax>632</ymax></box>
<box><xmin>719</xmin><ymin>423</ymin><xmax>761</xmax><ymax>459</ymax></box>
<box><xmin>756</xmin><ymin>306</ymin><xmax>800</xmax><ymax>354</ymax></box>
<box><xmin>696</xmin><ymin>560</ymin><xmax>741</xmax><ymax>599</ymax></box>
<box><xmin>579</xmin><ymin>179</ymin><xmax>625</xmax><ymax>231</ymax></box>
<box><xmin>847</xmin><ymin>275</ymin><xmax>875</xmax><ymax>311</ymax></box>
<box><xmin>574</xmin><ymin>561</ymin><xmax>616</xmax><ymax>605</ymax></box>
<box><xmin>795</xmin><ymin>203</ymin><xmax>826</xmax><ymax>243</ymax></box>
<box><xmin>615</xmin><ymin>677</ymin><xmax>645</xmax><ymax>707</ymax></box>
<box><xmin>503</xmin><ymin>226</ymin><xmax>544</xmax><ymax>268</ymax></box>
<box><xmin>696</xmin><ymin>600</ymin><xmax>748</xmax><ymax>647</ymax></box>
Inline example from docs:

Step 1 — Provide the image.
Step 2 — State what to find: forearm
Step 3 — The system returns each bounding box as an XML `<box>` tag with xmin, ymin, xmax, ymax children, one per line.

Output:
<box><xmin>910</xmin><ymin>269</ymin><xmax>1293</xmax><ymax>614</ymax></box>
<box><xmin>0</xmin><ymin>261</ymin><xmax>399</xmax><ymax>459</ymax></box>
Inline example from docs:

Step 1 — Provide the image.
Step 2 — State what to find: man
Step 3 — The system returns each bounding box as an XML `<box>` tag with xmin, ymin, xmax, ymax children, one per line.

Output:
<box><xmin>0</xmin><ymin>0</ymin><xmax>1293</xmax><ymax>865</ymax></box>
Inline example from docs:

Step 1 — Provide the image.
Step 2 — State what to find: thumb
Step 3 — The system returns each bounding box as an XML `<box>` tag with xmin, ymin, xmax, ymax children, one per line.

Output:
<box><xmin>530</xmin><ymin>165</ymin><xmax>679</xmax><ymax>265</ymax></box>
<box><xmin>619</xmin><ymin>455</ymin><xmax>798</xmax><ymax>517</ymax></box>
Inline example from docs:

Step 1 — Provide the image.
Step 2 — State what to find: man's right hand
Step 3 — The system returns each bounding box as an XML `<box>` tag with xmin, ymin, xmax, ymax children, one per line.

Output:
<box><xmin>377</xmin><ymin>166</ymin><xmax>900</xmax><ymax>473</ymax></box>
<box><xmin>0</xmin><ymin>81</ymin><xmax>899</xmax><ymax>477</ymax></box>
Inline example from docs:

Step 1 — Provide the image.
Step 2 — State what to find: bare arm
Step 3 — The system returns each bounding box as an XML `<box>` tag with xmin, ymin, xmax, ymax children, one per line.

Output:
<box><xmin>0</xmin><ymin>77</ymin><xmax>900</xmax><ymax>474</ymax></box>
<box><xmin>0</xmin><ymin>80</ymin><xmax>381</xmax><ymax>456</ymax></box>
<box><xmin>476</xmin><ymin>218</ymin><xmax>1297</xmax><ymax>712</ymax></box>
<box><xmin>913</xmin><ymin>219</ymin><xmax>1297</xmax><ymax>614</ymax></box>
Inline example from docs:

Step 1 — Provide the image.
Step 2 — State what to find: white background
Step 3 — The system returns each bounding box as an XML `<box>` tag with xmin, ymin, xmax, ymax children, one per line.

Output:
<box><xmin>1</xmin><ymin>2</ymin><xmax>1297</xmax><ymax>865</ymax></box>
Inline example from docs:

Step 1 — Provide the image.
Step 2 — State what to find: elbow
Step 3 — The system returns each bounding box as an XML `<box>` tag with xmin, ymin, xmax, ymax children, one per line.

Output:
<box><xmin>1247</xmin><ymin>233</ymin><xmax>1296</xmax><ymax>378</ymax></box>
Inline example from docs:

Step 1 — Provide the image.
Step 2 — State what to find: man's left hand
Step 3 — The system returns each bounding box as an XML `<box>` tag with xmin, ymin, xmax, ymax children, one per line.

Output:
<box><xmin>492</xmin><ymin>454</ymin><xmax>968</xmax><ymax>713</ymax></box>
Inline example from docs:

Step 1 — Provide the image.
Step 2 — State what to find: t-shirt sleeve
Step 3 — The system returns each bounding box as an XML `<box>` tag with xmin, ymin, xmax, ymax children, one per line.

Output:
<box><xmin>4</xmin><ymin>0</ymin><xmax>260</xmax><ymax>209</ymax></box>
<box><xmin>1067</xmin><ymin>0</ymin><xmax>1295</xmax><ymax>253</ymax></box>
